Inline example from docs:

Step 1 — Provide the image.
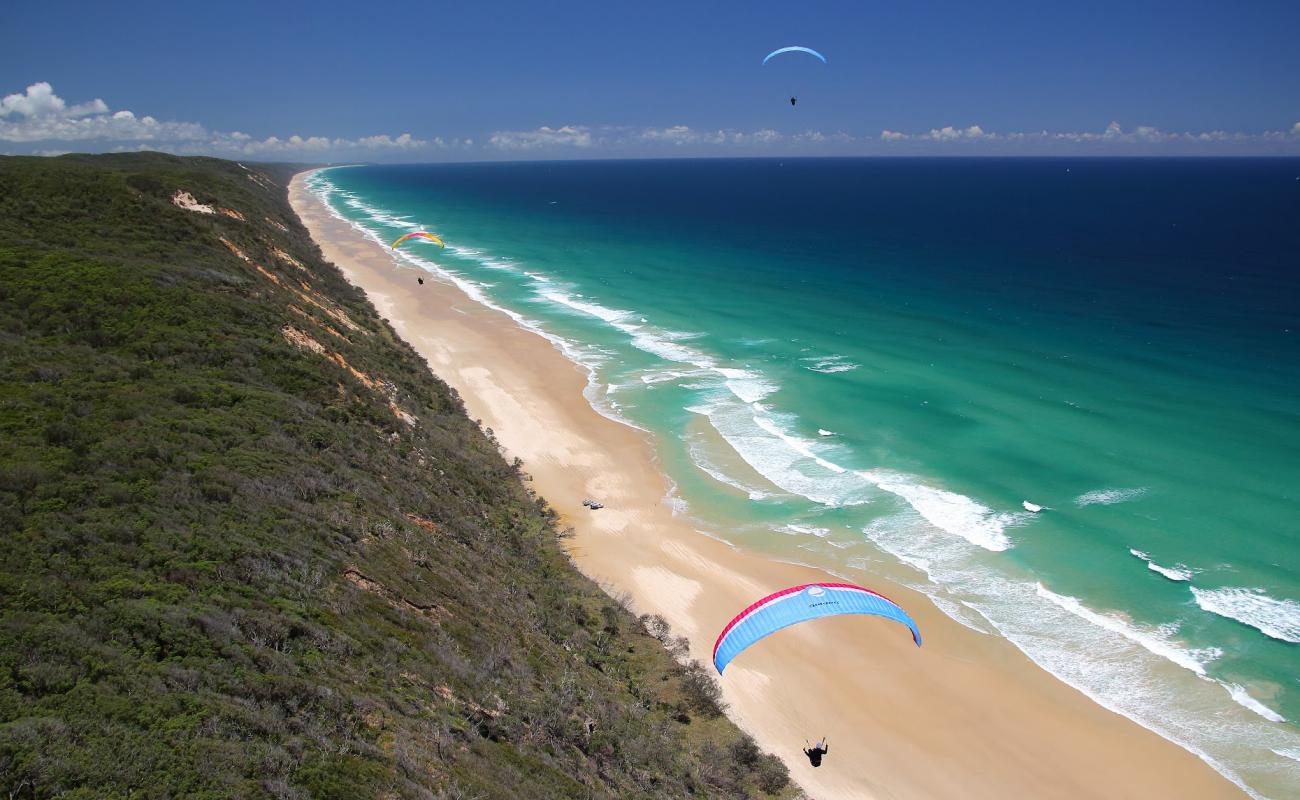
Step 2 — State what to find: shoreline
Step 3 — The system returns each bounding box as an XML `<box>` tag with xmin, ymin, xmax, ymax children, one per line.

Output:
<box><xmin>289</xmin><ymin>171</ymin><xmax>1248</xmax><ymax>799</ymax></box>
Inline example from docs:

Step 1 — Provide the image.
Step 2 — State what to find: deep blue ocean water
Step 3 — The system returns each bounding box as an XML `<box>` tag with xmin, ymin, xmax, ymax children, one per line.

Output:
<box><xmin>307</xmin><ymin>158</ymin><xmax>1300</xmax><ymax>797</ymax></box>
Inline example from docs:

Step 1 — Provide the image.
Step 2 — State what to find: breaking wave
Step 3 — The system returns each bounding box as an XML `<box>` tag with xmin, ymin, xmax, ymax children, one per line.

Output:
<box><xmin>1035</xmin><ymin>583</ymin><xmax>1221</xmax><ymax>676</ymax></box>
<box><xmin>1225</xmin><ymin>684</ymin><xmax>1286</xmax><ymax>723</ymax></box>
<box><xmin>859</xmin><ymin>470</ymin><xmax>1022</xmax><ymax>552</ymax></box>
<box><xmin>1191</xmin><ymin>587</ymin><xmax>1300</xmax><ymax>643</ymax></box>
<box><xmin>1129</xmin><ymin>549</ymin><xmax>1198</xmax><ymax>582</ymax></box>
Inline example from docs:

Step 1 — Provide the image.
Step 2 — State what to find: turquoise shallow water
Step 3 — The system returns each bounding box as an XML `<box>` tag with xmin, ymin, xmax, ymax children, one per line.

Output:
<box><xmin>306</xmin><ymin>159</ymin><xmax>1300</xmax><ymax>797</ymax></box>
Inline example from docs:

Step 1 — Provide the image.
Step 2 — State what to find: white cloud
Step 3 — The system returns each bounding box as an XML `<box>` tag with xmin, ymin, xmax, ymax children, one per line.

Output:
<box><xmin>791</xmin><ymin>130</ymin><xmax>854</xmax><ymax>145</ymax></box>
<box><xmin>487</xmin><ymin>124</ymin><xmax>854</xmax><ymax>152</ymax></box>
<box><xmin>880</xmin><ymin>124</ymin><xmax>995</xmax><ymax>142</ymax></box>
<box><xmin>355</xmin><ymin>133</ymin><xmax>424</xmax><ymax>149</ymax></box>
<box><xmin>882</xmin><ymin>120</ymin><xmax>1300</xmax><ymax>149</ymax></box>
<box><xmin>0</xmin><ymin>84</ymin><xmax>208</xmax><ymax>143</ymax></box>
<box><xmin>2</xmin><ymin>82</ymin><xmax>72</xmax><ymax>117</ymax></box>
<box><xmin>572</xmin><ymin>124</ymin><xmax>855</xmax><ymax>150</ymax></box>
<box><xmin>488</xmin><ymin>125</ymin><xmax>594</xmax><ymax>150</ymax></box>
<box><xmin>639</xmin><ymin>125</ymin><xmax>696</xmax><ymax>144</ymax></box>
<box><xmin>1</xmin><ymin>82</ymin><xmax>437</xmax><ymax>156</ymax></box>
<box><xmin>10</xmin><ymin>82</ymin><xmax>1296</xmax><ymax>160</ymax></box>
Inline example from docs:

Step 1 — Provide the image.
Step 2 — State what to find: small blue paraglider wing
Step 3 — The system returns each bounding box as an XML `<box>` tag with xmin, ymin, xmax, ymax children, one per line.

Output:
<box><xmin>712</xmin><ymin>583</ymin><xmax>920</xmax><ymax>673</ymax></box>
<box><xmin>762</xmin><ymin>46</ymin><xmax>828</xmax><ymax>65</ymax></box>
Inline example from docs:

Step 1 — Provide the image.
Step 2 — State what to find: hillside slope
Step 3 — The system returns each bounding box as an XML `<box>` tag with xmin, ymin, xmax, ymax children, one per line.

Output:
<box><xmin>0</xmin><ymin>153</ymin><xmax>792</xmax><ymax>799</ymax></box>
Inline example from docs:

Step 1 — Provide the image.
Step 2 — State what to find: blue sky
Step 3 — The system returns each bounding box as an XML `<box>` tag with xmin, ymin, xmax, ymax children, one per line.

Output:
<box><xmin>3</xmin><ymin>0</ymin><xmax>1299</xmax><ymax>158</ymax></box>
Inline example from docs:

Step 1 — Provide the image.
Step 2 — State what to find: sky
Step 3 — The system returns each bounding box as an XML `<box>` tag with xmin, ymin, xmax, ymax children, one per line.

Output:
<box><xmin>3</xmin><ymin>0</ymin><xmax>1299</xmax><ymax>160</ymax></box>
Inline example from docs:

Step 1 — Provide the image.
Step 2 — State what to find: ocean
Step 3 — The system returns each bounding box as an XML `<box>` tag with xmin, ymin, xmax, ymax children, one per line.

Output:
<box><xmin>305</xmin><ymin>158</ymin><xmax>1300</xmax><ymax>798</ymax></box>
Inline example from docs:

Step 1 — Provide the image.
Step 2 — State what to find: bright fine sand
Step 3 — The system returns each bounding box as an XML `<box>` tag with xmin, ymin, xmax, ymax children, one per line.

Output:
<box><xmin>290</xmin><ymin>173</ymin><xmax>1246</xmax><ymax>800</ymax></box>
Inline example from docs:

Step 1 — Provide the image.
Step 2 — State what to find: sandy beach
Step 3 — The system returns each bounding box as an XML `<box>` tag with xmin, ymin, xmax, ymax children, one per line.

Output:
<box><xmin>289</xmin><ymin>172</ymin><xmax>1247</xmax><ymax>800</ymax></box>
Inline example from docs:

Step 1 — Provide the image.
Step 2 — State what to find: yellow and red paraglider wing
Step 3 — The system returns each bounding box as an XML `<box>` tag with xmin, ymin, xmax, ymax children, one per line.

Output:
<box><xmin>391</xmin><ymin>231</ymin><xmax>445</xmax><ymax>249</ymax></box>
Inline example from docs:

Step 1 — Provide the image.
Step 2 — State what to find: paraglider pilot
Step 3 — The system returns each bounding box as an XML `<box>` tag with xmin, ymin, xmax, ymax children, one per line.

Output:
<box><xmin>803</xmin><ymin>737</ymin><xmax>828</xmax><ymax>767</ymax></box>
<box><xmin>790</xmin><ymin>96</ymin><xmax>797</xmax><ymax>107</ymax></box>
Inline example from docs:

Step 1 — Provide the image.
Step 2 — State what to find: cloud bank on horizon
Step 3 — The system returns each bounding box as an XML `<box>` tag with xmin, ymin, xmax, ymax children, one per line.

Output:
<box><xmin>0</xmin><ymin>83</ymin><xmax>464</xmax><ymax>158</ymax></box>
<box><xmin>4</xmin><ymin>82</ymin><xmax>1298</xmax><ymax>160</ymax></box>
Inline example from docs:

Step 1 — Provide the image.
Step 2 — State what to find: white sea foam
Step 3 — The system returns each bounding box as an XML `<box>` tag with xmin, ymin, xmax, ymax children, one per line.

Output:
<box><xmin>448</xmin><ymin>244</ymin><xmax>517</xmax><ymax>272</ymax></box>
<box><xmin>859</xmin><ymin>470</ymin><xmax>1019</xmax><ymax>551</ymax></box>
<box><xmin>1274</xmin><ymin>748</ymin><xmax>1300</xmax><ymax>764</ymax></box>
<box><xmin>531</xmin><ymin>287</ymin><xmax>784</xmax><ymax>407</ymax></box>
<box><xmin>778</xmin><ymin>523</ymin><xmax>831</xmax><ymax>538</ymax></box>
<box><xmin>693</xmin><ymin>402</ymin><xmax>867</xmax><ymax>506</ymax></box>
<box><xmin>1036</xmin><ymin>583</ymin><xmax>1221</xmax><ymax>676</ymax></box>
<box><xmin>536</xmin><ymin>288</ymin><xmax>633</xmax><ymax>325</ymax></box>
<box><xmin>930</xmin><ymin>596</ymin><xmax>995</xmax><ymax>635</ymax></box>
<box><xmin>800</xmin><ymin>354</ymin><xmax>861</xmax><ymax>374</ymax></box>
<box><xmin>1224</xmin><ymin>684</ymin><xmax>1286</xmax><ymax>723</ymax></box>
<box><xmin>684</xmin><ymin>437</ymin><xmax>771</xmax><ymax>500</ymax></box>
<box><xmin>1148</xmin><ymin>562</ymin><xmax>1195</xmax><ymax>581</ymax></box>
<box><xmin>1128</xmin><ymin>549</ymin><xmax>1198</xmax><ymax>581</ymax></box>
<box><xmin>1190</xmin><ymin>587</ymin><xmax>1300</xmax><ymax>643</ymax></box>
<box><xmin>716</xmin><ymin>367</ymin><xmax>779</xmax><ymax>404</ymax></box>
<box><xmin>533</xmin><ymin>287</ymin><xmax>730</xmax><ymax>373</ymax></box>
<box><xmin>638</xmin><ymin>369</ymin><xmax>695</xmax><ymax>385</ymax></box>
<box><xmin>753</xmin><ymin>416</ymin><xmax>846</xmax><ymax>474</ymax></box>
<box><xmin>859</xmin><ymin>509</ymin><xmax>1298</xmax><ymax>799</ymax></box>
<box><xmin>340</xmin><ymin>195</ymin><xmax>420</xmax><ymax>230</ymax></box>
<box><xmin>1075</xmin><ymin>487</ymin><xmax>1149</xmax><ymax>506</ymax></box>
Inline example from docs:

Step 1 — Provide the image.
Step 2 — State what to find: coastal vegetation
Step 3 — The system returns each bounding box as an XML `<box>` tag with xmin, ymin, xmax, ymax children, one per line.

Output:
<box><xmin>0</xmin><ymin>153</ymin><xmax>793</xmax><ymax>799</ymax></box>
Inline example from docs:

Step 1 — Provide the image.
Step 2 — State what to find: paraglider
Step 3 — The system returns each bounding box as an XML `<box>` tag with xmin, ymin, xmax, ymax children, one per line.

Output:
<box><xmin>803</xmin><ymin>738</ymin><xmax>829</xmax><ymax>767</ymax></box>
<box><xmin>763</xmin><ymin>47</ymin><xmax>826</xmax><ymax>108</ymax></box>
<box><xmin>391</xmin><ymin>231</ymin><xmax>445</xmax><ymax>249</ymax></box>
<box><xmin>762</xmin><ymin>46</ymin><xmax>828</xmax><ymax>65</ymax></box>
<box><xmin>712</xmin><ymin>582</ymin><xmax>920</xmax><ymax>674</ymax></box>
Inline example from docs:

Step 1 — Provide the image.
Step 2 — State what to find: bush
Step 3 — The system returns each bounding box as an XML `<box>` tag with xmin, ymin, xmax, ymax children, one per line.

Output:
<box><xmin>679</xmin><ymin>660</ymin><xmax>726</xmax><ymax>717</ymax></box>
<box><xmin>754</xmin><ymin>753</ymin><xmax>791</xmax><ymax>794</ymax></box>
<box><xmin>729</xmin><ymin>734</ymin><xmax>761</xmax><ymax>768</ymax></box>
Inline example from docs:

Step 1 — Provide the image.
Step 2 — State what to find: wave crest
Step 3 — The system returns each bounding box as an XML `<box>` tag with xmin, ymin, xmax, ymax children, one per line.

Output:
<box><xmin>859</xmin><ymin>470</ymin><xmax>1020</xmax><ymax>551</ymax></box>
<box><xmin>1191</xmin><ymin>587</ymin><xmax>1300</xmax><ymax>643</ymax></box>
<box><xmin>1128</xmin><ymin>549</ymin><xmax>1198</xmax><ymax>582</ymax></box>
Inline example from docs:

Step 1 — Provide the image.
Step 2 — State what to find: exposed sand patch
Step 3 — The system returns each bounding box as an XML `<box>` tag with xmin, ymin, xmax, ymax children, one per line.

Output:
<box><xmin>631</xmin><ymin>566</ymin><xmax>702</xmax><ymax>637</ymax></box>
<box><xmin>281</xmin><ymin>324</ymin><xmax>412</xmax><ymax>427</ymax></box>
<box><xmin>172</xmin><ymin>190</ymin><xmax>213</xmax><ymax>214</ymax></box>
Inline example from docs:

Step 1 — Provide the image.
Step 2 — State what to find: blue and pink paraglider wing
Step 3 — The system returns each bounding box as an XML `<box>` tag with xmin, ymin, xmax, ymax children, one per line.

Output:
<box><xmin>712</xmin><ymin>583</ymin><xmax>921</xmax><ymax>673</ymax></box>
